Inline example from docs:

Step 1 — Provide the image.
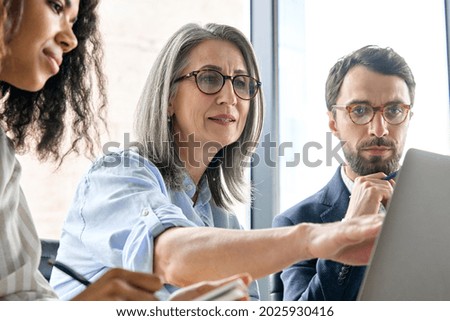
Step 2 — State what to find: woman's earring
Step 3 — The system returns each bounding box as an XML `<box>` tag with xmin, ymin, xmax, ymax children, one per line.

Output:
<box><xmin>168</xmin><ymin>115</ymin><xmax>172</xmax><ymax>123</ymax></box>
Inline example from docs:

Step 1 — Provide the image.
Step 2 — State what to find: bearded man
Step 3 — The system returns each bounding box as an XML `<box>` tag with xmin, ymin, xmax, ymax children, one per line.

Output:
<box><xmin>273</xmin><ymin>45</ymin><xmax>415</xmax><ymax>301</ymax></box>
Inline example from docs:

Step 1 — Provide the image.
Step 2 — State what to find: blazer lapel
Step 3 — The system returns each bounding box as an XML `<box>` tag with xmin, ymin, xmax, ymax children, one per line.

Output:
<box><xmin>319</xmin><ymin>166</ymin><xmax>351</xmax><ymax>223</ymax></box>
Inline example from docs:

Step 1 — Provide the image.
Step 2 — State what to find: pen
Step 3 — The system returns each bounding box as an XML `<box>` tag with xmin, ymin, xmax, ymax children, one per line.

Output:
<box><xmin>47</xmin><ymin>259</ymin><xmax>170</xmax><ymax>300</ymax></box>
<box><xmin>48</xmin><ymin>259</ymin><xmax>91</xmax><ymax>287</ymax></box>
<box><xmin>383</xmin><ymin>171</ymin><xmax>397</xmax><ymax>180</ymax></box>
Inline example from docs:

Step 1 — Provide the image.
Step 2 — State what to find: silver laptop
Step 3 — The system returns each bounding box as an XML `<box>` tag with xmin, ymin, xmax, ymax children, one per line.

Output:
<box><xmin>358</xmin><ymin>148</ymin><xmax>450</xmax><ymax>300</ymax></box>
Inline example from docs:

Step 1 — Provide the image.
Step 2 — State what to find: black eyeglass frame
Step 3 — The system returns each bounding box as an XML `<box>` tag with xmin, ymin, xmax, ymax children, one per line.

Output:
<box><xmin>174</xmin><ymin>69</ymin><xmax>262</xmax><ymax>100</ymax></box>
<box><xmin>331</xmin><ymin>103</ymin><xmax>413</xmax><ymax>125</ymax></box>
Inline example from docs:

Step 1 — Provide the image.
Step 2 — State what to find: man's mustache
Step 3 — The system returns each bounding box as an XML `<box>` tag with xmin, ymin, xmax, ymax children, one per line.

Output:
<box><xmin>358</xmin><ymin>137</ymin><xmax>396</xmax><ymax>149</ymax></box>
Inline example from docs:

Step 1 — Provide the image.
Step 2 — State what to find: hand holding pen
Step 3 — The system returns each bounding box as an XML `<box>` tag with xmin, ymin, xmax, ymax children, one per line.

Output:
<box><xmin>345</xmin><ymin>172</ymin><xmax>396</xmax><ymax>220</ymax></box>
<box><xmin>382</xmin><ymin>171</ymin><xmax>397</xmax><ymax>181</ymax></box>
<box><xmin>49</xmin><ymin>259</ymin><xmax>163</xmax><ymax>300</ymax></box>
<box><xmin>48</xmin><ymin>259</ymin><xmax>250</xmax><ymax>301</ymax></box>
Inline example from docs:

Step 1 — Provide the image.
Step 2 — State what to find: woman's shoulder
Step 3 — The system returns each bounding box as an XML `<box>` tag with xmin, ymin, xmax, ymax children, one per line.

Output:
<box><xmin>80</xmin><ymin>147</ymin><xmax>169</xmax><ymax>196</ymax></box>
<box><xmin>0</xmin><ymin>127</ymin><xmax>14</xmax><ymax>153</ymax></box>
<box><xmin>89</xmin><ymin>147</ymin><xmax>164</xmax><ymax>182</ymax></box>
<box><xmin>92</xmin><ymin>146</ymin><xmax>154</xmax><ymax>168</ymax></box>
<box><xmin>0</xmin><ymin>127</ymin><xmax>19</xmax><ymax>173</ymax></box>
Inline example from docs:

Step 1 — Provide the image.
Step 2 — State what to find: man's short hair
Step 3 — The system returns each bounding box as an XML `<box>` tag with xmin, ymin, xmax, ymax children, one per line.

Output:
<box><xmin>325</xmin><ymin>45</ymin><xmax>416</xmax><ymax>112</ymax></box>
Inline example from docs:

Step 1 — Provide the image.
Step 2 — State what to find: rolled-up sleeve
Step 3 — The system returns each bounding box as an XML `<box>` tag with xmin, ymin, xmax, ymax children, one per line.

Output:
<box><xmin>74</xmin><ymin>150</ymin><xmax>197</xmax><ymax>273</ymax></box>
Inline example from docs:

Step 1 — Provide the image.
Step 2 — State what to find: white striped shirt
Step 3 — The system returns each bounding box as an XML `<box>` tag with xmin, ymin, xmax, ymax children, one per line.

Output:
<box><xmin>0</xmin><ymin>128</ymin><xmax>57</xmax><ymax>300</ymax></box>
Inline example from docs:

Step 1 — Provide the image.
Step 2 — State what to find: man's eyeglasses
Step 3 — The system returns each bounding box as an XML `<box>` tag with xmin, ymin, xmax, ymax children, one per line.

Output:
<box><xmin>174</xmin><ymin>69</ymin><xmax>261</xmax><ymax>100</ymax></box>
<box><xmin>331</xmin><ymin>103</ymin><xmax>412</xmax><ymax>125</ymax></box>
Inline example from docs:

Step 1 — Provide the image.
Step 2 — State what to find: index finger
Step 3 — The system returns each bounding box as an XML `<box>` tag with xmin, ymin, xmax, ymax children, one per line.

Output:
<box><xmin>360</xmin><ymin>172</ymin><xmax>387</xmax><ymax>180</ymax></box>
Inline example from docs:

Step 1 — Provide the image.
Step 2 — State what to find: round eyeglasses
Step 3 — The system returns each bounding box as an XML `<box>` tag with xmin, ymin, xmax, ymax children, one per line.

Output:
<box><xmin>332</xmin><ymin>103</ymin><xmax>412</xmax><ymax>125</ymax></box>
<box><xmin>174</xmin><ymin>69</ymin><xmax>261</xmax><ymax>100</ymax></box>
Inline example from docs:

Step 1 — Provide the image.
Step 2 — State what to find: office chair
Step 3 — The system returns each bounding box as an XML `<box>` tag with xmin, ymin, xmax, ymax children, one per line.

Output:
<box><xmin>269</xmin><ymin>271</ymin><xmax>284</xmax><ymax>301</ymax></box>
<box><xmin>38</xmin><ymin>239</ymin><xmax>60</xmax><ymax>281</ymax></box>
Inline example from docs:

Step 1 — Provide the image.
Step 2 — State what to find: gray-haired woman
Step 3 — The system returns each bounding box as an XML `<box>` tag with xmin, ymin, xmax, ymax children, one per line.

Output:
<box><xmin>51</xmin><ymin>23</ymin><xmax>383</xmax><ymax>300</ymax></box>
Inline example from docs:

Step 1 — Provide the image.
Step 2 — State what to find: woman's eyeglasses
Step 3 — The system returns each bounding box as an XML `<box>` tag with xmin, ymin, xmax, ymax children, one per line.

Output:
<box><xmin>174</xmin><ymin>69</ymin><xmax>261</xmax><ymax>100</ymax></box>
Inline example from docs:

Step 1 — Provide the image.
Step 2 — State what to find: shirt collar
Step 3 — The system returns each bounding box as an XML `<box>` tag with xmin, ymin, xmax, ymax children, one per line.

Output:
<box><xmin>182</xmin><ymin>173</ymin><xmax>211</xmax><ymax>205</ymax></box>
<box><xmin>340</xmin><ymin>165</ymin><xmax>354</xmax><ymax>193</ymax></box>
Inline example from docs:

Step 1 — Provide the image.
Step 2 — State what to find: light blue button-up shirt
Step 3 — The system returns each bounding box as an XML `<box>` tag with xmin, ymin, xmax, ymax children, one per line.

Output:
<box><xmin>50</xmin><ymin>149</ymin><xmax>259</xmax><ymax>300</ymax></box>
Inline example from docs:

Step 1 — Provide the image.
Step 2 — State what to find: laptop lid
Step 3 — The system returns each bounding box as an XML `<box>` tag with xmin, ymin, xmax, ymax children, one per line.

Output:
<box><xmin>358</xmin><ymin>148</ymin><xmax>450</xmax><ymax>300</ymax></box>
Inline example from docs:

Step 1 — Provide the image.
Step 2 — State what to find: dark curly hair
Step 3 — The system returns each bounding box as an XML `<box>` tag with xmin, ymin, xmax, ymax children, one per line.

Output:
<box><xmin>0</xmin><ymin>0</ymin><xmax>107</xmax><ymax>163</ymax></box>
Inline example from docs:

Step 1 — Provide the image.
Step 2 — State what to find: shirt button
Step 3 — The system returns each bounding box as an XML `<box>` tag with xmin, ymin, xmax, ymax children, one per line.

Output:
<box><xmin>141</xmin><ymin>209</ymin><xmax>150</xmax><ymax>216</ymax></box>
<box><xmin>187</xmin><ymin>185</ymin><xmax>194</xmax><ymax>191</ymax></box>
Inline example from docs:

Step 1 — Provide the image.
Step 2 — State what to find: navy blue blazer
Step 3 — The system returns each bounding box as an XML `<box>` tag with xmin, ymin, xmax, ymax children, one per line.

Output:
<box><xmin>273</xmin><ymin>166</ymin><xmax>366</xmax><ymax>301</ymax></box>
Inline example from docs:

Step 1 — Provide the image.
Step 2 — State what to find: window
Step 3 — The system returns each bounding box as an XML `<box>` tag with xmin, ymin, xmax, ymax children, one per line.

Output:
<box><xmin>278</xmin><ymin>0</ymin><xmax>450</xmax><ymax>213</ymax></box>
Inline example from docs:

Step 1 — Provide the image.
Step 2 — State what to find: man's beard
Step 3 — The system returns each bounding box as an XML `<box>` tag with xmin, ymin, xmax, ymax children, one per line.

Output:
<box><xmin>342</xmin><ymin>137</ymin><xmax>401</xmax><ymax>176</ymax></box>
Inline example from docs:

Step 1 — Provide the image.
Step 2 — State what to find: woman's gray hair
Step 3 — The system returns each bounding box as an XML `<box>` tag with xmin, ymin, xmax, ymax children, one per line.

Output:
<box><xmin>133</xmin><ymin>23</ymin><xmax>264</xmax><ymax>211</ymax></box>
